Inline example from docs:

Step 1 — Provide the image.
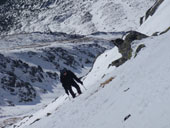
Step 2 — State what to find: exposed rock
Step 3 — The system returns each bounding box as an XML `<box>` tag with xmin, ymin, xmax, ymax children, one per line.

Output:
<box><xmin>152</xmin><ymin>32</ymin><xmax>160</xmax><ymax>36</ymax></box>
<box><xmin>0</xmin><ymin>0</ymin><xmax>48</xmax><ymax>34</ymax></box>
<box><xmin>141</xmin><ymin>0</ymin><xmax>164</xmax><ymax>25</ymax></box>
<box><xmin>0</xmin><ymin>117</ymin><xmax>23</xmax><ymax>128</ymax></box>
<box><xmin>81</xmin><ymin>12</ymin><xmax>92</xmax><ymax>24</ymax></box>
<box><xmin>160</xmin><ymin>27</ymin><xmax>170</xmax><ymax>35</ymax></box>
<box><xmin>124</xmin><ymin>114</ymin><xmax>131</xmax><ymax>121</ymax></box>
<box><xmin>30</xmin><ymin>118</ymin><xmax>41</xmax><ymax>125</ymax></box>
<box><xmin>46</xmin><ymin>72</ymin><xmax>57</xmax><ymax>79</ymax></box>
<box><xmin>109</xmin><ymin>57</ymin><xmax>127</xmax><ymax>67</ymax></box>
<box><xmin>0</xmin><ymin>0</ymin><xmax>7</xmax><ymax>5</ymax></box>
<box><xmin>151</xmin><ymin>26</ymin><xmax>170</xmax><ymax>36</ymax></box>
<box><xmin>0</xmin><ymin>53</ymin><xmax>58</xmax><ymax>104</ymax></box>
<box><xmin>46</xmin><ymin>113</ymin><xmax>51</xmax><ymax>117</ymax></box>
<box><xmin>110</xmin><ymin>31</ymin><xmax>148</xmax><ymax>67</ymax></box>
<box><xmin>113</xmin><ymin>38</ymin><xmax>124</xmax><ymax>48</ymax></box>
<box><xmin>140</xmin><ymin>16</ymin><xmax>144</xmax><ymax>25</ymax></box>
<box><xmin>134</xmin><ymin>44</ymin><xmax>146</xmax><ymax>58</ymax></box>
<box><xmin>0</xmin><ymin>72</ymin><xmax>36</xmax><ymax>103</ymax></box>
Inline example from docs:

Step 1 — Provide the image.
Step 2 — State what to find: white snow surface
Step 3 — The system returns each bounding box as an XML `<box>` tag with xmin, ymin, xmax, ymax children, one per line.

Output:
<box><xmin>10</xmin><ymin>31</ymin><xmax>170</xmax><ymax>128</ymax></box>
<box><xmin>138</xmin><ymin>0</ymin><xmax>170</xmax><ymax>35</ymax></box>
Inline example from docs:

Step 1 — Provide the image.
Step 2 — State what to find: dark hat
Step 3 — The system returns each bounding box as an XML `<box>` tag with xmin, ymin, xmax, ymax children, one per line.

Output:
<box><xmin>60</xmin><ymin>68</ymin><xmax>67</xmax><ymax>74</ymax></box>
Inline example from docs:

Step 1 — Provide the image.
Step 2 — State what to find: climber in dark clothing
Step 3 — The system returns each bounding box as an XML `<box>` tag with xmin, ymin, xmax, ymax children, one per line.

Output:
<box><xmin>60</xmin><ymin>68</ymin><xmax>83</xmax><ymax>98</ymax></box>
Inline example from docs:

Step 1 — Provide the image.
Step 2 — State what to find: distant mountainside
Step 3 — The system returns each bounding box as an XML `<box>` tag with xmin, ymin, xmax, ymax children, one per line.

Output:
<box><xmin>0</xmin><ymin>0</ymin><xmax>156</xmax><ymax>35</ymax></box>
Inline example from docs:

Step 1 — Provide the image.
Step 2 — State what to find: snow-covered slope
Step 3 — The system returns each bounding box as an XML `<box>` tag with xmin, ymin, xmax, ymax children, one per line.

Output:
<box><xmin>10</xmin><ymin>30</ymin><xmax>170</xmax><ymax>128</ymax></box>
<box><xmin>1</xmin><ymin>0</ymin><xmax>170</xmax><ymax>127</ymax></box>
<box><xmin>0</xmin><ymin>31</ymin><xmax>122</xmax><ymax>127</ymax></box>
<box><xmin>138</xmin><ymin>0</ymin><xmax>170</xmax><ymax>35</ymax></box>
<box><xmin>0</xmin><ymin>0</ymin><xmax>156</xmax><ymax>35</ymax></box>
<box><xmin>0</xmin><ymin>32</ymin><xmax>120</xmax><ymax>106</ymax></box>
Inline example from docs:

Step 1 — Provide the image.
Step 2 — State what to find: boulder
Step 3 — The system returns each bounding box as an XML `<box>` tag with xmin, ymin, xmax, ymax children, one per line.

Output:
<box><xmin>110</xmin><ymin>31</ymin><xmax>148</xmax><ymax>67</ymax></box>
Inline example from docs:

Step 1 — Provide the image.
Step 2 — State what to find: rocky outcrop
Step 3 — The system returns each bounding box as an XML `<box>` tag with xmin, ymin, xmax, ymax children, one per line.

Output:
<box><xmin>0</xmin><ymin>0</ymin><xmax>7</xmax><ymax>5</ymax></box>
<box><xmin>140</xmin><ymin>0</ymin><xmax>164</xmax><ymax>25</ymax></box>
<box><xmin>1</xmin><ymin>72</ymin><xmax>36</xmax><ymax>103</ymax></box>
<box><xmin>0</xmin><ymin>53</ymin><xmax>57</xmax><ymax>105</ymax></box>
<box><xmin>134</xmin><ymin>44</ymin><xmax>146</xmax><ymax>58</ymax></box>
<box><xmin>110</xmin><ymin>31</ymin><xmax>148</xmax><ymax>67</ymax></box>
<box><xmin>160</xmin><ymin>27</ymin><xmax>170</xmax><ymax>35</ymax></box>
<box><xmin>0</xmin><ymin>0</ymin><xmax>52</xmax><ymax>34</ymax></box>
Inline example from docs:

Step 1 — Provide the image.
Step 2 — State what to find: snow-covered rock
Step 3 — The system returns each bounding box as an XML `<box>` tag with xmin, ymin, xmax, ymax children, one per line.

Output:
<box><xmin>111</xmin><ymin>31</ymin><xmax>148</xmax><ymax>67</ymax></box>
<box><xmin>0</xmin><ymin>53</ymin><xmax>56</xmax><ymax>105</ymax></box>
<box><xmin>0</xmin><ymin>0</ymin><xmax>156</xmax><ymax>35</ymax></box>
<box><xmin>139</xmin><ymin>0</ymin><xmax>170</xmax><ymax>35</ymax></box>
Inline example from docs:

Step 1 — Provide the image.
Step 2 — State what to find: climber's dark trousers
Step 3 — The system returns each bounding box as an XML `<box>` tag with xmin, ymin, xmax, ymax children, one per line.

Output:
<box><xmin>67</xmin><ymin>82</ymin><xmax>82</xmax><ymax>98</ymax></box>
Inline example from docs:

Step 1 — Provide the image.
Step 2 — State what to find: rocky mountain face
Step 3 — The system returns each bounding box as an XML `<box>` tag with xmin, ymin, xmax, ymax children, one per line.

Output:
<box><xmin>110</xmin><ymin>31</ymin><xmax>148</xmax><ymax>67</ymax></box>
<box><xmin>0</xmin><ymin>0</ymin><xmax>52</xmax><ymax>34</ymax></box>
<box><xmin>0</xmin><ymin>54</ymin><xmax>42</xmax><ymax>105</ymax></box>
<box><xmin>140</xmin><ymin>0</ymin><xmax>164</xmax><ymax>25</ymax></box>
<box><xmin>0</xmin><ymin>32</ymin><xmax>116</xmax><ymax>105</ymax></box>
<box><xmin>0</xmin><ymin>0</ymin><xmax>156</xmax><ymax>35</ymax></box>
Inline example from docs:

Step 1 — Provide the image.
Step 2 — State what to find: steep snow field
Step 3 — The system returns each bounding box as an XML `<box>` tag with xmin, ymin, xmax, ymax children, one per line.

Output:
<box><xmin>138</xmin><ymin>0</ymin><xmax>170</xmax><ymax>35</ymax></box>
<box><xmin>11</xmin><ymin>30</ymin><xmax>170</xmax><ymax>128</ymax></box>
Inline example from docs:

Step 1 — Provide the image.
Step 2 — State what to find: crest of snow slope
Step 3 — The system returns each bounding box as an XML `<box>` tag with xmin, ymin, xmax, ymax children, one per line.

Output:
<box><xmin>138</xmin><ymin>0</ymin><xmax>170</xmax><ymax>35</ymax></box>
<box><xmin>10</xmin><ymin>31</ymin><xmax>170</xmax><ymax>128</ymax></box>
<box><xmin>1</xmin><ymin>0</ymin><xmax>156</xmax><ymax>35</ymax></box>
